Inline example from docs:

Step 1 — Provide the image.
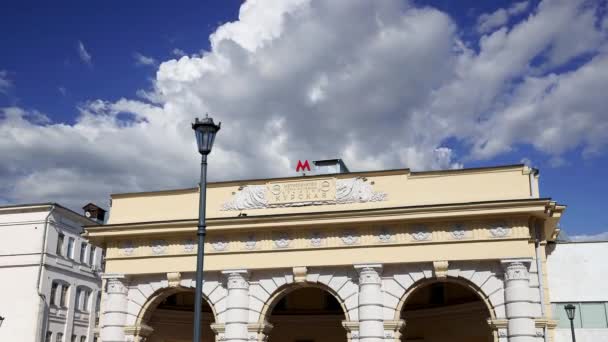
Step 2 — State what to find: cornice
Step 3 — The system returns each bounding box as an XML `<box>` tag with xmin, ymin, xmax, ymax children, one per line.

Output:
<box><xmin>85</xmin><ymin>198</ymin><xmax>557</xmax><ymax>241</ymax></box>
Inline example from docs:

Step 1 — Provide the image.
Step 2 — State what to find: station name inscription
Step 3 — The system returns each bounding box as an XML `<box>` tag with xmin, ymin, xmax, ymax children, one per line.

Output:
<box><xmin>266</xmin><ymin>178</ymin><xmax>337</xmax><ymax>205</ymax></box>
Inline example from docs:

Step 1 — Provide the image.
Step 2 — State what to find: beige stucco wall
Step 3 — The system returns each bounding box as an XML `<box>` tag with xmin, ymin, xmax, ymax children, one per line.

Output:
<box><xmin>106</xmin><ymin>165</ymin><xmax>537</xmax><ymax>225</ymax></box>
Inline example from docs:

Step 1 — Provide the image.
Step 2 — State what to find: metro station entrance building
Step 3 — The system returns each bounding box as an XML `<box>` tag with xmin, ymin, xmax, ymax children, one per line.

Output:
<box><xmin>86</xmin><ymin>164</ymin><xmax>564</xmax><ymax>342</ymax></box>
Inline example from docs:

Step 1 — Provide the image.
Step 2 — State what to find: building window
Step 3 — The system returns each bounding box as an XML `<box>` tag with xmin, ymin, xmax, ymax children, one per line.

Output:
<box><xmin>80</xmin><ymin>336</ymin><xmax>86</xmax><ymax>342</ymax></box>
<box><xmin>60</xmin><ymin>285</ymin><xmax>69</xmax><ymax>308</ymax></box>
<box><xmin>553</xmin><ymin>302</ymin><xmax>608</xmax><ymax>329</ymax></box>
<box><xmin>56</xmin><ymin>233</ymin><xmax>65</xmax><ymax>256</ymax></box>
<box><xmin>79</xmin><ymin>243</ymin><xmax>87</xmax><ymax>263</ymax></box>
<box><xmin>76</xmin><ymin>288</ymin><xmax>82</xmax><ymax>310</ymax></box>
<box><xmin>56</xmin><ymin>333</ymin><xmax>63</xmax><ymax>342</ymax></box>
<box><xmin>89</xmin><ymin>246</ymin><xmax>96</xmax><ymax>266</ymax></box>
<box><xmin>83</xmin><ymin>290</ymin><xmax>91</xmax><ymax>312</ymax></box>
<box><xmin>50</xmin><ymin>282</ymin><xmax>59</xmax><ymax>306</ymax></box>
<box><xmin>71</xmin><ymin>335</ymin><xmax>76</xmax><ymax>342</ymax></box>
<box><xmin>67</xmin><ymin>237</ymin><xmax>75</xmax><ymax>259</ymax></box>
<box><xmin>45</xmin><ymin>332</ymin><xmax>52</xmax><ymax>342</ymax></box>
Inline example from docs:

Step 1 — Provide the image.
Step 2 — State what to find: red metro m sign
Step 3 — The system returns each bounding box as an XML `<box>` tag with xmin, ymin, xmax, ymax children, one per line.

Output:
<box><xmin>296</xmin><ymin>160</ymin><xmax>311</xmax><ymax>172</ymax></box>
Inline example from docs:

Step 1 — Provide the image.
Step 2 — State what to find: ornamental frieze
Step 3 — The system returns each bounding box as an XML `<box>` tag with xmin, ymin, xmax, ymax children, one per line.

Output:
<box><xmin>222</xmin><ymin>177</ymin><xmax>387</xmax><ymax>211</ymax></box>
<box><xmin>106</xmin><ymin>218</ymin><xmax>529</xmax><ymax>258</ymax></box>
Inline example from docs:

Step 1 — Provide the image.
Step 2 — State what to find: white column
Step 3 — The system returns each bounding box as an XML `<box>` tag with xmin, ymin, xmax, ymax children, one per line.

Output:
<box><xmin>222</xmin><ymin>270</ymin><xmax>250</xmax><ymax>342</ymax></box>
<box><xmin>502</xmin><ymin>260</ymin><xmax>535</xmax><ymax>342</ymax></box>
<box><xmin>100</xmin><ymin>274</ymin><xmax>129</xmax><ymax>342</ymax></box>
<box><xmin>355</xmin><ymin>264</ymin><xmax>384</xmax><ymax>342</ymax></box>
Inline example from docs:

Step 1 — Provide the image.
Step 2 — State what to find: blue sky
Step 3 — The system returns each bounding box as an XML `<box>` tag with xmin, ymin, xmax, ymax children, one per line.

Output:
<box><xmin>1</xmin><ymin>0</ymin><xmax>607</xmax><ymax>238</ymax></box>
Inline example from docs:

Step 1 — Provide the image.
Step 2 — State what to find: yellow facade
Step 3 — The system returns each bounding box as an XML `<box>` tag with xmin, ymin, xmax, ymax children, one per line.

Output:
<box><xmin>86</xmin><ymin>164</ymin><xmax>564</xmax><ymax>342</ymax></box>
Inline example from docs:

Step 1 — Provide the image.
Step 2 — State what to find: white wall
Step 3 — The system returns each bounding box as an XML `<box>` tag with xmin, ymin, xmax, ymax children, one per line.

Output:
<box><xmin>547</xmin><ymin>242</ymin><xmax>608</xmax><ymax>302</ymax></box>
<box><xmin>547</xmin><ymin>241</ymin><xmax>608</xmax><ymax>342</ymax></box>
<box><xmin>0</xmin><ymin>205</ymin><xmax>102</xmax><ymax>342</ymax></box>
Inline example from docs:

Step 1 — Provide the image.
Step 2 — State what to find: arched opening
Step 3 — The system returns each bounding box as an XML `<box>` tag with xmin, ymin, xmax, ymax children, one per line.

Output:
<box><xmin>400</xmin><ymin>281</ymin><xmax>493</xmax><ymax>342</ymax></box>
<box><xmin>145</xmin><ymin>290</ymin><xmax>215</xmax><ymax>342</ymax></box>
<box><xmin>267</xmin><ymin>286</ymin><xmax>347</xmax><ymax>342</ymax></box>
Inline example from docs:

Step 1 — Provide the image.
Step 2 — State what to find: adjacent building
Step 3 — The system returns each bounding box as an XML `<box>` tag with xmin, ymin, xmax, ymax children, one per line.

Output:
<box><xmin>85</xmin><ymin>163</ymin><xmax>566</xmax><ymax>342</ymax></box>
<box><xmin>547</xmin><ymin>241</ymin><xmax>608</xmax><ymax>342</ymax></box>
<box><xmin>0</xmin><ymin>203</ymin><xmax>104</xmax><ymax>342</ymax></box>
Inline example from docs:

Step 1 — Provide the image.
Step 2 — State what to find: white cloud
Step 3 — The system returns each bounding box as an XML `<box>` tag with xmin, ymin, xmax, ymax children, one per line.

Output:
<box><xmin>570</xmin><ymin>232</ymin><xmax>608</xmax><ymax>241</ymax></box>
<box><xmin>477</xmin><ymin>1</ymin><xmax>529</xmax><ymax>34</ymax></box>
<box><xmin>133</xmin><ymin>52</ymin><xmax>157</xmax><ymax>66</ymax></box>
<box><xmin>0</xmin><ymin>0</ymin><xmax>607</xmax><ymax>210</ymax></box>
<box><xmin>172</xmin><ymin>48</ymin><xmax>186</xmax><ymax>57</ymax></box>
<box><xmin>0</xmin><ymin>70</ymin><xmax>13</xmax><ymax>94</ymax></box>
<box><xmin>77</xmin><ymin>41</ymin><xmax>92</xmax><ymax>66</ymax></box>
<box><xmin>58</xmin><ymin>86</ymin><xmax>67</xmax><ymax>96</ymax></box>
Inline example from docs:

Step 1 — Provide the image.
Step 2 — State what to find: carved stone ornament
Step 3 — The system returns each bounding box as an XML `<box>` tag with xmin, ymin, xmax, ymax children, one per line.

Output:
<box><xmin>504</xmin><ymin>261</ymin><xmax>529</xmax><ymax>281</ymax></box>
<box><xmin>106</xmin><ymin>276</ymin><xmax>128</xmax><ymax>294</ymax></box>
<box><xmin>244</xmin><ymin>234</ymin><xmax>257</xmax><ymax>250</ymax></box>
<box><xmin>378</xmin><ymin>227</ymin><xmax>392</xmax><ymax>243</ymax></box>
<box><xmin>356</xmin><ymin>265</ymin><xmax>382</xmax><ymax>284</ymax></box>
<box><xmin>212</xmin><ymin>238</ymin><xmax>228</xmax><ymax>252</ymax></box>
<box><xmin>121</xmin><ymin>240</ymin><xmax>135</xmax><ymax>256</ymax></box>
<box><xmin>274</xmin><ymin>233</ymin><xmax>290</xmax><ymax>248</ymax></box>
<box><xmin>167</xmin><ymin>272</ymin><xmax>181</xmax><ymax>287</ymax></box>
<box><xmin>293</xmin><ymin>266</ymin><xmax>308</xmax><ymax>283</ymax></box>
<box><xmin>411</xmin><ymin>226</ymin><xmax>431</xmax><ymax>241</ymax></box>
<box><xmin>151</xmin><ymin>240</ymin><xmax>167</xmax><ymax>255</ymax></box>
<box><xmin>222</xmin><ymin>177</ymin><xmax>387</xmax><ymax>211</ymax></box>
<box><xmin>310</xmin><ymin>232</ymin><xmax>323</xmax><ymax>247</ymax></box>
<box><xmin>341</xmin><ymin>230</ymin><xmax>359</xmax><ymax>245</ymax></box>
<box><xmin>225</xmin><ymin>271</ymin><xmax>249</xmax><ymax>290</ymax></box>
<box><xmin>183</xmin><ymin>238</ymin><xmax>195</xmax><ymax>253</ymax></box>
<box><xmin>450</xmin><ymin>223</ymin><xmax>467</xmax><ymax>240</ymax></box>
<box><xmin>433</xmin><ymin>260</ymin><xmax>449</xmax><ymax>279</ymax></box>
<box><xmin>490</xmin><ymin>222</ymin><xmax>512</xmax><ymax>238</ymax></box>
<box><xmin>498</xmin><ymin>329</ymin><xmax>507</xmax><ymax>337</ymax></box>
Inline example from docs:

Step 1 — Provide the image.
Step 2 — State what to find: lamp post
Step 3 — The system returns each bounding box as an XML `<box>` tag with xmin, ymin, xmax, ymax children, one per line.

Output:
<box><xmin>191</xmin><ymin>114</ymin><xmax>221</xmax><ymax>342</ymax></box>
<box><xmin>0</xmin><ymin>315</ymin><xmax>4</xmax><ymax>328</ymax></box>
<box><xmin>565</xmin><ymin>304</ymin><xmax>577</xmax><ymax>342</ymax></box>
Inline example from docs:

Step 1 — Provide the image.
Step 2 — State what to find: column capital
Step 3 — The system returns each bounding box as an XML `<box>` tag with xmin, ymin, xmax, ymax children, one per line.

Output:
<box><xmin>247</xmin><ymin>322</ymin><xmax>273</xmax><ymax>342</ymax></box>
<box><xmin>501</xmin><ymin>259</ymin><xmax>532</xmax><ymax>281</ymax></box>
<box><xmin>222</xmin><ymin>269</ymin><xmax>250</xmax><ymax>289</ymax></box>
<box><xmin>354</xmin><ymin>264</ymin><xmax>382</xmax><ymax>284</ymax></box>
<box><xmin>102</xmin><ymin>273</ymin><xmax>129</xmax><ymax>294</ymax></box>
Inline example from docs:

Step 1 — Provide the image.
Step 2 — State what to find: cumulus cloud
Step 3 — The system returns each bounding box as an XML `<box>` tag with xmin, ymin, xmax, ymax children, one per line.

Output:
<box><xmin>133</xmin><ymin>52</ymin><xmax>157</xmax><ymax>66</ymax></box>
<box><xmin>1</xmin><ymin>0</ymin><xmax>607</xmax><ymax>209</ymax></box>
<box><xmin>0</xmin><ymin>70</ymin><xmax>13</xmax><ymax>94</ymax></box>
<box><xmin>477</xmin><ymin>1</ymin><xmax>529</xmax><ymax>34</ymax></box>
<box><xmin>172</xmin><ymin>48</ymin><xmax>186</xmax><ymax>57</ymax></box>
<box><xmin>77</xmin><ymin>40</ymin><xmax>92</xmax><ymax>66</ymax></box>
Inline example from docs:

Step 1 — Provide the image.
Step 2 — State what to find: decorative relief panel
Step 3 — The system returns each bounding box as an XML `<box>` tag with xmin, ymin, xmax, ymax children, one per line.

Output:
<box><xmin>341</xmin><ymin>229</ymin><xmax>359</xmax><ymax>245</ymax></box>
<box><xmin>222</xmin><ymin>177</ymin><xmax>387</xmax><ymax>211</ymax></box>
<box><xmin>151</xmin><ymin>240</ymin><xmax>167</xmax><ymax>255</ymax></box>
<box><xmin>450</xmin><ymin>223</ymin><xmax>468</xmax><ymax>240</ymax></box>
<box><xmin>212</xmin><ymin>238</ymin><xmax>228</xmax><ymax>252</ymax></box>
<box><xmin>310</xmin><ymin>231</ymin><xmax>324</xmax><ymax>247</ymax></box>
<box><xmin>244</xmin><ymin>234</ymin><xmax>257</xmax><ymax>250</ymax></box>
<box><xmin>489</xmin><ymin>221</ymin><xmax>512</xmax><ymax>238</ymax></box>
<box><xmin>183</xmin><ymin>238</ymin><xmax>195</xmax><ymax>253</ymax></box>
<box><xmin>120</xmin><ymin>240</ymin><xmax>135</xmax><ymax>256</ymax></box>
<box><xmin>377</xmin><ymin>227</ymin><xmax>392</xmax><ymax>243</ymax></box>
<box><xmin>411</xmin><ymin>226</ymin><xmax>431</xmax><ymax>241</ymax></box>
<box><xmin>274</xmin><ymin>232</ymin><xmax>291</xmax><ymax>248</ymax></box>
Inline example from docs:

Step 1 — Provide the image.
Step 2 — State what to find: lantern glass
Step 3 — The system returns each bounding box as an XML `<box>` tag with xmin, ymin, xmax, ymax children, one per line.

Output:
<box><xmin>565</xmin><ymin>304</ymin><xmax>576</xmax><ymax>320</ymax></box>
<box><xmin>192</xmin><ymin>115</ymin><xmax>221</xmax><ymax>155</ymax></box>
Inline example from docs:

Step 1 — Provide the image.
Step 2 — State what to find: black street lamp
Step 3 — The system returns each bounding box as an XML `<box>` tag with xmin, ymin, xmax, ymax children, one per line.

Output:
<box><xmin>565</xmin><ymin>304</ymin><xmax>577</xmax><ymax>342</ymax></box>
<box><xmin>191</xmin><ymin>114</ymin><xmax>221</xmax><ymax>342</ymax></box>
<box><xmin>0</xmin><ymin>315</ymin><xmax>4</xmax><ymax>328</ymax></box>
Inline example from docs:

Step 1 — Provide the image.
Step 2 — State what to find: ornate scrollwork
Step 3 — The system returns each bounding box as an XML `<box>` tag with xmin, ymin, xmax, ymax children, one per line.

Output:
<box><xmin>450</xmin><ymin>223</ymin><xmax>467</xmax><ymax>240</ymax></box>
<box><xmin>378</xmin><ymin>227</ymin><xmax>392</xmax><ymax>243</ymax></box>
<box><xmin>341</xmin><ymin>230</ymin><xmax>359</xmax><ymax>245</ymax></box>
<box><xmin>121</xmin><ymin>240</ymin><xmax>135</xmax><ymax>256</ymax></box>
<box><xmin>244</xmin><ymin>234</ymin><xmax>257</xmax><ymax>250</ymax></box>
<box><xmin>411</xmin><ymin>226</ymin><xmax>431</xmax><ymax>241</ymax></box>
<box><xmin>212</xmin><ymin>238</ymin><xmax>228</xmax><ymax>252</ymax></box>
<box><xmin>310</xmin><ymin>232</ymin><xmax>323</xmax><ymax>247</ymax></box>
<box><xmin>183</xmin><ymin>238</ymin><xmax>195</xmax><ymax>253</ymax></box>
